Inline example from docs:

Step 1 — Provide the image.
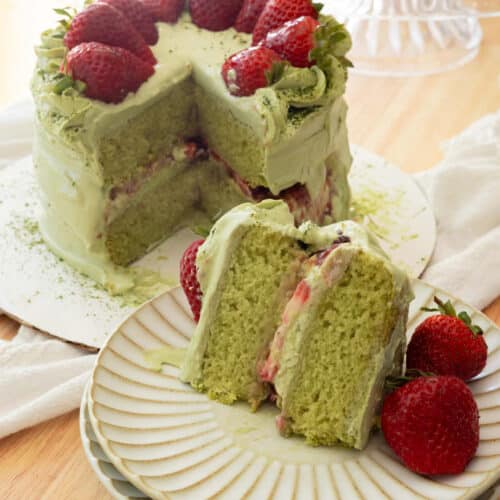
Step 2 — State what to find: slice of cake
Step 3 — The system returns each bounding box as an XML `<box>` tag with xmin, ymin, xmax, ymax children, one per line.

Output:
<box><xmin>180</xmin><ymin>200</ymin><xmax>307</xmax><ymax>408</ymax></box>
<box><xmin>261</xmin><ymin>222</ymin><xmax>413</xmax><ymax>449</ymax></box>
<box><xmin>32</xmin><ymin>1</ymin><xmax>353</xmax><ymax>294</ymax></box>
<box><xmin>180</xmin><ymin>201</ymin><xmax>412</xmax><ymax>449</ymax></box>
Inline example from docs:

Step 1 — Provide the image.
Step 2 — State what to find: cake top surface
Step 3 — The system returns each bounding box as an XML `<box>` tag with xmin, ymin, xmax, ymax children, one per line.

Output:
<box><xmin>32</xmin><ymin>8</ymin><xmax>351</xmax><ymax>146</ymax></box>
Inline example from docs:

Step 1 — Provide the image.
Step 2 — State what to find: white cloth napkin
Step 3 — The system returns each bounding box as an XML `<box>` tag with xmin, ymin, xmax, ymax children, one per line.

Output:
<box><xmin>0</xmin><ymin>100</ymin><xmax>498</xmax><ymax>439</ymax></box>
<box><xmin>0</xmin><ymin>326</ymin><xmax>96</xmax><ymax>439</ymax></box>
<box><xmin>418</xmin><ymin>112</ymin><xmax>500</xmax><ymax>310</ymax></box>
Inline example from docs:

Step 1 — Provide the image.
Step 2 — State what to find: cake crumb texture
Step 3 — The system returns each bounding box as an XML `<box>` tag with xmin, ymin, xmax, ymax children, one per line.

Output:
<box><xmin>197</xmin><ymin>226</ymin><xmax>304</xmax><ymax>407</ymax></box>
<box><xmin>283</xmin><ymin>251</ymin><xmax>396</xmax><ymax>448</ymax></box>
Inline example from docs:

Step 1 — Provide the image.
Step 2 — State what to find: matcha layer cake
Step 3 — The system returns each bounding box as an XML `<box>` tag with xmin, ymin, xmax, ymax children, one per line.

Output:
<box><xmin>180</xmin><ymin>201</ymin><xmax>307</xmax><ymax>408</ymax></box>
<box><xmin>180</xmin><ymin>201</ymin><xmax>412</xmax><ymax>449</ymax></box>
<box><xmin>32</xmin><ymin>5</ymin><xmax>353</xmax><ymax>294</ymax></box>
<box><xmin>261</xmin><ymin>223</ymin><xmax>413</xmax><ymax>449</ymax></box>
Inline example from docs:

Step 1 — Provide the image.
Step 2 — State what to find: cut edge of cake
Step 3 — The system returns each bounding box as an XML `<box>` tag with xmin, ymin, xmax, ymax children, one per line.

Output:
<box><xmin>264</xmin><ymin>225</ymin><xmax>413</xmax><ymax>449</ymax></box>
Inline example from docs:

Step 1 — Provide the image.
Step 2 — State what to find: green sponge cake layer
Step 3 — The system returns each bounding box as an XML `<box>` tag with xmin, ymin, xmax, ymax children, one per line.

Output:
<box><xmin>263</xmin><ymin>227</ymin><xmax>413</xmax><ymax>450</ymax></box>
<box><xmin>276</xmin><ymin>251</ymin><xmax>401</xmax><ymax>448</ymax></box>
<box><xmin>99</xmin><ymin>80</ymin><xmax>198</xmax><ymax>188</ymax></box>
<box><xmin>194</xmin><ymin>226</ymin><xmax>304</xmax><ymax>406</ymax></box>
<box><xmin>196</xmin><ymin>87</ymin><xmax>265</xmax><ymax>189</ymax></box>
<box><xmin>181</xmin><ymin>201</ymin><xmax>306</xmax><ymax>408</ymax></box>
<box><xmin>106</xmin><ymin>155</ymin><xmax>249</xmax><ymax>266</ymax></box>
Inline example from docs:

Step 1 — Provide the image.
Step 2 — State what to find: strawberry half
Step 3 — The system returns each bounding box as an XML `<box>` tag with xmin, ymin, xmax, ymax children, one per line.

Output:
<box><xmin>234</xmin><ymin>0</ymin><xmax>268</xmax><ymax>33</ymax></box>
<box><xmin>252</xmin><ymin>0</ymin><xmax>319</xmax><ymax>45</ymax></box>
<box><xmin>142</xmin><ymin>0</ymin><xmax>185</xmax><ymax>23</ymax></box>
<box><xmin>180</xmin><ymin>239</ymin><xmax>205</xmax><ymax>322</ymax></box>
<box><xmin>222</xmin><ymin>46</ymin><xmax>283</xmax><ymax>97</ymax></box>
<box><xmin>189</xmin><ymin>0</ymin><xmax>244</xmax><ymax>31</ymax></box>
<box><xmin>65</xmin><ymin>42</ymin><xmax>155</xmax><ymax>104</ymax></box>
<box><xmin>64</xmin><ymin>3</ymin><xmax>156</xmax><ymax>65</ymax></box>
<box><xmin>381</xmin><ymin>376</ymin><xmax>479</xmax><ymax>475</ymax></box>
<box><xmin>262</xmin><ymin>16</ymin><xmax>319</xmax><ymax>67</ymax></box>
<box><xmin>407</xmin><ymin>297</ymin><xmax>487</xmax><ymax>381</ymax></box>
<box><xmin>99</xmin><ymin>0</ymin><xmax>158</xmax><ymax>45</ymax></box>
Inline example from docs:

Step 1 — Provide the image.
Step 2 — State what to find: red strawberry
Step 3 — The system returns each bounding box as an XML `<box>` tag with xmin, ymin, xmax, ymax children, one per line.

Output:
<box><xmin>180</xmin><ymin>239</ymin><xmax>205</xmax><ymax>322</ymax></box>
<box><xmin>381</xmin><ymin>376</ymin><xmax>479</xmax><ymax>475</ymax></box>
<box><xmin>222</xmin><ymin>46</ymin><xmax>283</xmax><ymax>97</ymax></box>
<box><xmin>292</xmin><ymin>280</ymin><xmax>310</xmax><ymax>304</ymax></box>
<box><xmin>98</xmin><ymin>0</ymin><xmax>158</xmax><ymax>45</ymax></box>
<box><xmin>64</xmin><ymin>3</ymin><xmax>156</xmax><ymax>65</ymax></box>
<box><xmin>234</xmin><ymin>0</ymin><xmax>268</xmax><ymax>33</ymax></box>
<box><xmin>252</xmin><ymin>0</ymin><xmax>319</xmax><ymax>45</ymax></box>
<box><xmin>189</xmin><ymin>0</ymin><xmax>244</xmax><ymax>31</ymax></box>
<box><xmin>280</xmin><ymin>183</ymin><xmax>311</xmax><ymax>223</ymax></box>
<box><xmin>142</xmin><ymin>0</ymin><xmax>185</xmax><ymax>23</ymax></box>
<box><xmin>65</xmin><ymin>42</ymin><xmax>155</xmax><ymax>104</ymax></box>
<box><xmin>407</xmin><ymin>297</ymin><xmax>487</xmax><ymax>381</ymax></box>
<box><xmin>262</xmin><ymin>16</ymin><xmax>319</xmax><ymax>67</ymax></box>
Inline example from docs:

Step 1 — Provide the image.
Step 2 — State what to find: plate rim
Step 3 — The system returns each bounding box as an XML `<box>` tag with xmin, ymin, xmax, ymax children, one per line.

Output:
<box><xmin>80</xmin><ymin>382</ymin><xmax>131</xmax><ymax>500</ymax></box>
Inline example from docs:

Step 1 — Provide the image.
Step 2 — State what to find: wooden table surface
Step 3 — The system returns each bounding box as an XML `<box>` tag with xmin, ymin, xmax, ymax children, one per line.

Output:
<box><xmin>0</xmin><ymin>7</ymin><xmax>499</xmax><ymax>499</ymax></box>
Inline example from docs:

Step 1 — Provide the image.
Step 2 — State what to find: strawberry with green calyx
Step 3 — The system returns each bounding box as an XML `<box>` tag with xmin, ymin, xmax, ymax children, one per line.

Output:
<box><xmin>234</xmin><ymin>0</ymin><xmax>268</xmax><ymax>33</ymax></box>
<box><xmin>64</xmin><ymin>42</ymin><xmax>154</xmax><ymax>104</ymax></box>
<box><xmin>222</xmin><ymin>46</ymin><xmax>284</xmax><ymax>97</ymax></box>
<box><xmin>64</xmin><ymin>3</ymin><xmax>157</xmax><ymax>65</ymax></box>
<box><xmin>180</xmin><ymin>239</ymin><xmax>205</xmax><ymax>322</ymax></box>
<box><xmin>252</xmin><ymin>0</ymin><xmax>321</xmax><ymax>45</ymax></box>
<box><xmin>99</xmin><ymin>0</ymin><xmax>159</xmax><ymax>45</ymax></box>
<box><xmin>381</xmin><ymin>375</ymin><xmax>479</xmax><ymax>475</ymax></box>
<box><xmin>189</xmin><ymin>0</ymin><xmax>244</xmax><ymax>31</ymax></box>
<box><xmin>142</xmin><ymin>0</ymin><xmax>185</xmax><ymax>23</ymax></box>
<box><xmin>407</xmin><ymin>296</ymin><xmax>487</xmax><ymax>381</ymax></box>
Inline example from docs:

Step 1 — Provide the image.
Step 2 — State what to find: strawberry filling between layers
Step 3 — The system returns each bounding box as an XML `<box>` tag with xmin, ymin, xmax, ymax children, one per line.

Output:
<box><xmin>258</xmin><ymin>234</ymin><xmax>352</xmax><ymax>385</ymax></box>
<box><xmin>259</xmin><ymin>279</ymin><xmax>312</xmax><ymax>383</ymax></box>
<box><xmin>105</xmin><ymin>138</ymin><xmax>333</xmax><ymax>228</ymax></box>
<box><xmin>215</xmin><ymin>151</ymin><xmax>334</xmax><ymax>226</ymax></box>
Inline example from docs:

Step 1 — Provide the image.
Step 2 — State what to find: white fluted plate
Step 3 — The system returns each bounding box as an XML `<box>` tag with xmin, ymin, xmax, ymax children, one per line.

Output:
<box><xmin>87</xmin><ymin>280</ymin><xmax>500</xmax><ymax>500</ymax></box>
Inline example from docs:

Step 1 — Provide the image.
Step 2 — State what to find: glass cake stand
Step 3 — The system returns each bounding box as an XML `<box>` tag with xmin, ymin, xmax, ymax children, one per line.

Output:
<box><xmin>322</xmin><ymin>0</ymin><xmax>484</xmax><ymax>76</ymax></box>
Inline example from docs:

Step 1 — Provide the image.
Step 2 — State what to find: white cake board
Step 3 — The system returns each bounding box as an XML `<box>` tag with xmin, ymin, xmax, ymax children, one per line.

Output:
<box><xmin>0</xmin><ymin>147</ymin><xmax>435</xmax><ymax>348</ymax></box>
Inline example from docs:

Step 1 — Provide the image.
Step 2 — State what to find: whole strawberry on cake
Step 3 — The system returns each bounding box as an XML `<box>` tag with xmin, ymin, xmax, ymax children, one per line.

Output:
<box><xmin>32</xmin><ymin>0</ymin><xmax>353</xmax><ymax>293</ymax></box>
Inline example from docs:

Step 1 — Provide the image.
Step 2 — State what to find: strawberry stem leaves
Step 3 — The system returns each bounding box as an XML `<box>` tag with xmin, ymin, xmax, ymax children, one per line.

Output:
<box><xmin>54</xmin><ymin>6</ymin><xmax>76</xmax><ymax>31</ymax></box>
<box><xmin>385</xmin><ymin>369</ymin><xmax>435</xmax><ymax>392</ymax></box>
<box><xmin>312</xmin><ymin>2</ymin><xmax>324</xmax><ymax>14</ymax></box>
<box><xmin>421</xmin><ymin>296</ymin><xmax>483</xmax><ymax>336</ymax></box>
<box><xmin>265</xmin><ymin>61</ymin><xmax>288</xmax><ymax>86</ymax></box>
